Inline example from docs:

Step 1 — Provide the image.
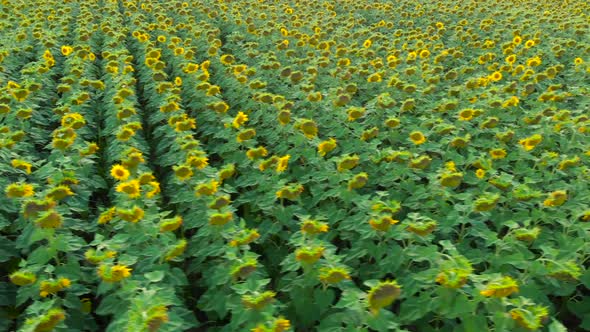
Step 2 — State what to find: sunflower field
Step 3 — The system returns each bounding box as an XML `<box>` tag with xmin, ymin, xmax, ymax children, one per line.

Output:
<box><xmin>1</xmin><ymin>0</ymin><xmax>589</xmax><ymax>331</ymax></box>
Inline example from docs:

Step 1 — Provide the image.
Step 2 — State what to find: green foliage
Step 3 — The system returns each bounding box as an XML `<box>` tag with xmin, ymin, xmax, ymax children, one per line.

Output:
<box><xmin>1</xmin><ymin>0</ymin><xmax>589</xmax><ymax>331</ymax></box>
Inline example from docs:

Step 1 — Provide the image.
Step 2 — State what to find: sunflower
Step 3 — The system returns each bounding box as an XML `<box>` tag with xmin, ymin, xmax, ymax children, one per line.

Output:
<box><xmin>206</xmin><ymin>85</ymin><xmax>221</xmax><ymax>96</ymax></box>
<box><xmin>110</xmin><ymin>164</ymin><xmax>130</xmax><ymax>181</ymax></box>
<box><xmin>300</xmin><ymin>219</ymin><xmax>329</xmax><ymax>235</ymax></box>
<box><xmin>115</xmin><ymin>180</ymin><xmax>141</xmax><ymax>198</ymax></box>
<box><xmin>5</xmin><ymin>183</ymin><xmax>34</xmax><ymax>198</ymax></box>
<box><xmin>505</xmin><ymin>54</ymin><xmax>516</xmax><ymax>65</ymax></box>
<box><xmin>39</xmin><ymin>278</ymin><xmax>71</xmax><ymax>297</ymax></box>
<box><xmin>275</xmin><ymin>183</ymin><xmax>304</xmax><ymax>200</ymax></box>
<box><xmin>489</xmin><ymin>71</ymin><xmax>502</xmax><ymax>81</ymax></box>
<box><xmin>337</xmin><ymin>155</ymin><xmax>360</xmax><ymax>172</ymax></box>
<box><xmin>513</xmin><ymin>35</ymin><xmax>522</xmax><ymax>45</ymax></box>
<box><xmin>295</xmin><ymin>246</ymin><xmax>324</xmax><ymax>264</ymax></box>
<box><xmin>138</xmin><ymin>172</ymin><xmax>156</xmax><ymax>185</ymax></box>
<box><xmin>543</xmin><ymin>190</ymin><xmax>567</xmax><ymax>207</ymax></box>
<box><xmin>209</xmin><ymin>101</ymin><xmax>229</xmax><ymax>113</ymax></box>
<box><xmin>175</xmin><ymin>118</ymin><xmax>196</xmax><ymax>132</ymax></box>
<box><xmin>558</xmin><ymin>156</ymin><xmax>580</xmax><ymax>170</ymax></box>
<box><xmin>117</xmin><ymin>206</ymin><xmax>144</xmax><ymax>223</ymax></box>
<box><xmin>348</xmin><ymin>172</ymin><xmax>369</xmax><ymax>190</ymax></box>
<box><xmin>367</xmin><ymin>73</ymin><xmax>382</xmax><ymax>82</ymax></box>
<box><xmin>209</xmin><ymin>212</ymin><xmax>233</xmax><ymax>226</ymax></box>
<box><xmin>183</xmin><ymin>62</ymin><xmax>199</xmax><ymax>73</ymax></box>
<box><xmin>246</xmin><ymin>146</ymin><xmax>268</xmax><ymax>160</ymax></box>
<box><xmin>242</xmin><ymin>291</ymin><xmax>276</xmax><ymax>310</ymax></box>
<box><xmin>218</xmin><ymin>164</ymin><xmax>236</xmax><ymax>181</ymax></box>
<box><xmin>338</xmin><ymin>58</ymin><xmax>351</xmax><ymax>67</ymax></box>
<box><xmin>35</xmin><ymin>210</ymin><xmax>63</xmax><ymax>228</ymax></box>
<box><xmin>173</xmin><ymin>165</ymin><xmax>193</xmax><ymax>181</ymax></box>
<box><xmin>317</xmin><ymin>138</ymin><xmax>337</xmax><ymax>156</ymax></box>
<box><xmin>367</xmin><ymin>281</ymin><xmax>401</xmax><ymax>315</ymax></box>
<box><xmin>11</xmin><ymin>88</ymin><xmax>29</xmax><ymax>102</ymax></box>
<box><xmin>475</xmin><ymin>169</ymin><xmax>486</xmax><ymax>179</ymax></box>
<box><xmin>296</xmin><ymin>119</ymin><xmax>318</xmax><ymax>138</ymax></box>
<box><xmin>174</xmin><ymin>47</ymin><xmax>185</xmax><ymax>56</ymax></box>
<box><xmin>42</xmin><ymin>49</ymin><xmax>53</xmax><ymax>61</ymax></box>
<box><xmin>458</xmin><ymin>109</ymin><xmax>474</xmax><ymax>121</ymax></box>
<box><xmin>146</xmin><ymin>181</ymin><xmax>160</xmax><ymax>198</ymax></box>
<box><xmin>272</xmin><ymin>318</ymin><xmax>291</xmax><ymax>332</ymax></box>
<box><xmin>143</xmin><ymin>306</ymin><xmax>169</xmax><ymax>332</ymax></box>
<box><xmin>514</xmin><ymin>227</ymin><xmax>541</xmax><ymax>242</ymax></box>
<box><xmin>276</xmin><ymin>155</ymin><xmax>290</xmax><ymax>173</ymax></box>
<box><xmin>439</xmin><ymin>172</ymin><xmax>463</xmax><ymax>187</ymax></box>
<box><xmin>60</xmin><ymin>45</ymin><xmax>73</xmax><ymax>56</ymax></box>
<box><xmin>370</xmin><ymin>125</ymin><xmax>387</xmax><ymax>140</ymax></box>
<box><xmin>409</xmin><ymin>131</ymin><xmax>426</xmax><ymax>145</ymax></box>
<box><xmin>0</xmin><ymin>104</ymin><xmax>9</xmax><ymax>115</ymax></box>
<box><xmin>473</xmin><ymin>193</ymin><xmax>501</xmax><ymax>212</ymax></box>
<box><xmin>489</xmin><ymin>148</ymin><xmax>507</xmax><ymax>159</ymax></box>
<box><xmin>11</xmin><ymin>159</ymin><xmax>32</xmax><ymax>174</ymax></box>
<box><xmin>209</xmin><ymin>195</ymin><xmax>231</xmax><ymax>210</ymax></box>
<box><xmin>97</xmin><ymin>264</ymin><xmax>132</xmax><ymax>282</ymax></box>
<box><xmin>480</xmin><ymin>276</ymin><xmax>518</xmax><ymax>297</ymax></box>
<box><xmin>526</xmin><ymin>56</ymin><xmax>542</xmax><ymax>67</ymax></box>
<box><xmin>164</xmin><ymin>239</ymin><xmax>187</xmax><ymax>261</ymax></box>
<box><xmin>232</xmin><ymin>111</ymin><xmax>249</xmax><ymax>128</ymax></box>
<box><xmin>160</xmin><ymin>101</ymin><xmax>180</xmax><ymax>113</ymax></box>
<box><xmin>502</xmin><ymin>96</ymin><xmax>519</xmax><ymax>108</ymax></box>
<box><xmin>406</xmin><ymin>220</ymin><xmax>437</xmax><ymax>236</ymax></box>
<box><xmin>159</xmin><ymin>215</ymin><xmax>183</xmax><ymax>233</ymax></box>
<box><xmin>46</xmin><ymin>185</ymin><xmax>74</xmax><ymax>201</ymax></box>
<box><xmin>510</xmin><ymin>305</ymin><xmax>549</xmax><ymax>330</ymax></box>
<box><xmin>6</xmin><ymin>80</ymin><xmax>21</xmax><ymax>90</ymax></box>
<box><xmin>195</xmin><ymin>180</ymin><xmax>219</xmax><ymax>196</ymax></box>
<box><xmin>519</xmin><ymin>134</ymin><xmax>542</xmax><ymax>151</ymax></box>
<box><xmin>230</xmin><ymin>260</ymin><xmax>257</xmax><ymax>279</ymax></box>
<box><xmin>347</xmin><ymin>107</ymin><xmax>365</xmax><ymax>121</ymax></box>
<box><xmin>220</xmin><ymin>54</ymin><xmax>235</xmax><ymax>65</ymax></box>
<box><xmin>97</xmin><ymin>207</ymin><xmax>116</xmax><ymax>225</ymax></box>
<box><xmin>9</xmin><ymin>271</ymin><xmax>37</xmax><ymax>286</ymax></box>
<box><xmin>80</xmin><ymin>142</ymin><xmax>99</xmax><ymax>156</ymax></box>
<box><xmin>187</xmin><ymin>155</ymin><xmax>209</xmax><ymax>169</ymax></box>
<box><xmin>236</xmin><ymin>128</ymin><xmax>256</xmax><ymax>143</ymax></box>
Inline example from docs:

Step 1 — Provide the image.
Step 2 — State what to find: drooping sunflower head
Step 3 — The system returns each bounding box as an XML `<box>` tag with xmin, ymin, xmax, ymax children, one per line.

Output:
<box><xmin>367</xmin><ymin>280</ymin><xmax>401</xmax><ymax>314</ymax></box>
<box><xmin>409</xmin><ymin>131</ymin><xmax>426</xmax><ymax>145</ymax></box>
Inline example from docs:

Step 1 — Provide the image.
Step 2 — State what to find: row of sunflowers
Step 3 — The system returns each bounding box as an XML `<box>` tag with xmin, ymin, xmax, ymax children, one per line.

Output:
<box><xmin>1</xmin><ymin>0</ymin><xmax>589</xmax><ymax>331</ymax></box>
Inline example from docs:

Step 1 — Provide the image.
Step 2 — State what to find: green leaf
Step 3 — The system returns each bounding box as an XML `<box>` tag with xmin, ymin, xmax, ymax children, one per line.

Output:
<box><xmin>398</xmin><ymin>291</ymin><xmax>433</xmax><ymax>322</ymax></box>
<box><xmin>492</xmin><ymin>311</ymin><xmax>512</xmax><ymax>332</ymax></box>
<box><xmin>334</xmin><ymin>287</ymin><xmax>363</xmax><ymax>310</ymax></box>
<box><xmin>0</xmin><ymin>283</ymin><xmax>16</xmax><ymax>306</ymax></box>
<box><xmin>448</xmin><ymin>293</ymin><xmax>477</xmax><ymax>318</ymax></box>
<box><xmin>367</xmin><ymin>309</ymin><xmax>399</xmax><ymax>330</ymax></box>
<box><xmin>580</xmin><ymin>269</ymin><xmax>590</xmax><ymax>289</ymax></box>
<box><xmin>96</xmin><ymin>294</ymin><xmax>128</xmax><ymax>316</ymax></box>
<box><xmin>0</xmin><ymin>236</ymin><xmax>17</xmax><ymax>262</ymax></box>
<box><xmin>548</xmin><ymin>319</ymin><xmax>568</xmax><ymax>332</ymax></box>
<box><xmin>28</xmin><ymin>246</ymin><xmax>55</xmax><ymax>266</ymax></box>
<box><xmin>314</xmin><ymin>287</ymin><xmax>335</xmax><ymax>315</ymax></box>
<box><xmin>144</xmin><ymin>270</ymin><xmax>165</xmax><ymax>283</ymax></box>
<box><xmin>460</xmin><ymin>315</ymin><xmax>489</xmax><ymax>332</ymax></box>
